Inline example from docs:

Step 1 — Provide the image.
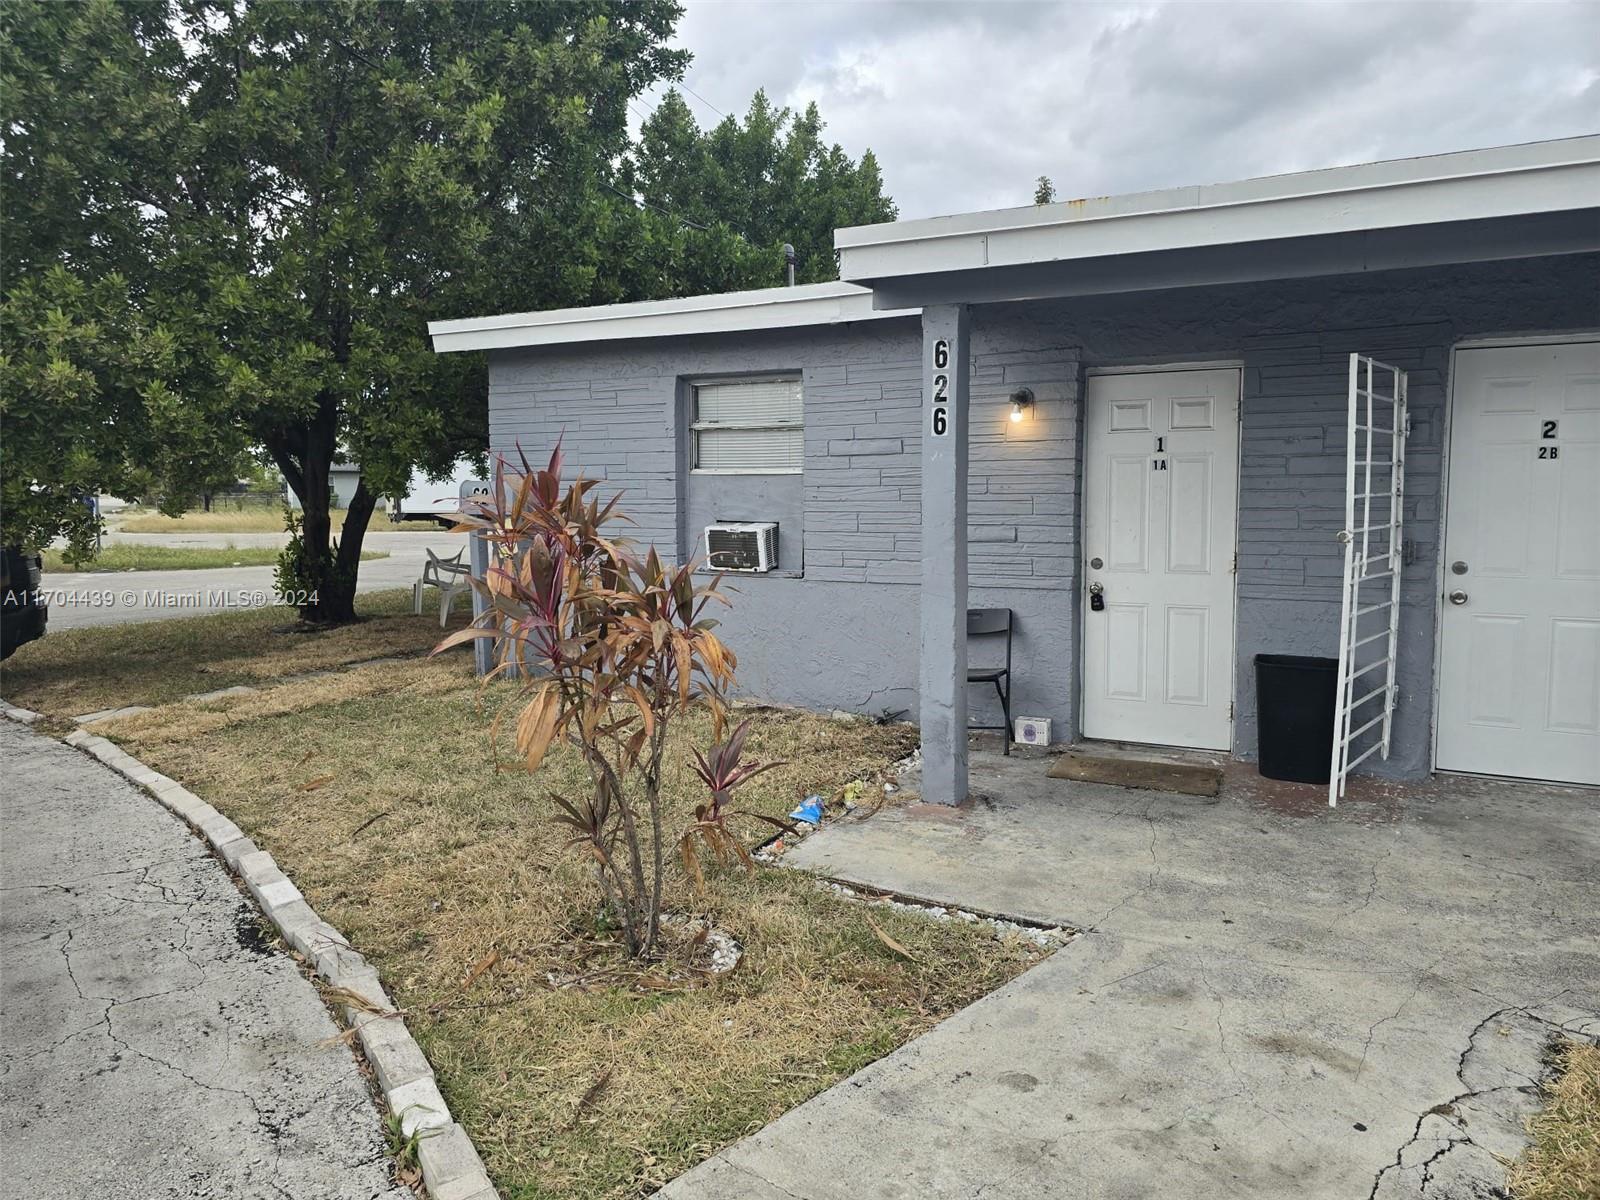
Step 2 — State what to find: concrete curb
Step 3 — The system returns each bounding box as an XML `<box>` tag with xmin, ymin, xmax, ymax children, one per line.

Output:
<box><xmin>0</xmin><ymin>700</ymin><xmax>43</xmax><ymax>724</ymax></box>
<box><xmin>1</xmin><ymin>712</ymin><xmax>498</xmax><ymax>1200</ymax></box>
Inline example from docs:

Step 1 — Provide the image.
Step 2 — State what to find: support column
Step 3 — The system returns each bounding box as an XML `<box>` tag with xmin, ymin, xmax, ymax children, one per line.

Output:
<box><xmin>469</xmin><ymin>528</ymin><xmax>493</xmax><ymax>677</ymax></box>
<box><xmin>920</xmin><ymin>304</ymin><xmax>970</xmax><ymax>805</ymax></box>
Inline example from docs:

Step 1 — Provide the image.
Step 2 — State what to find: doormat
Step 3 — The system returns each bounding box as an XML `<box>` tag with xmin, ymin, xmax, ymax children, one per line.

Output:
<box><xmin>1047</xmin><ymin>751</ymin><xmax>1223</xmax><ymax>797</ymax></box>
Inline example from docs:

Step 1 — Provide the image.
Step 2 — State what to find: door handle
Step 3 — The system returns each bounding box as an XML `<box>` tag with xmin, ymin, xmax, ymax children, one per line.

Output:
<box><xmin>1448</xmin><ymin>590</ymin><xmax>1468</xmax><ymax>606</ymax></box>
<box><xmin>1088</xmin><ymin>581</ymin><xmax>1106</xmax><ymax>612</ymax></box>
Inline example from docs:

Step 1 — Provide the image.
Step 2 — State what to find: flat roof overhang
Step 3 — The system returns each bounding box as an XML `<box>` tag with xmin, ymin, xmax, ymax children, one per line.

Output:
<box><xmin>855</xmin><ymin>211</ymin><xmax>1600</xmax><ymax>310</ymax></box>
<box><xmin>428</xmin><ymin>280</ymin><xmax>916</xmax><ymax>354</ymax></box>
<box><xmin>836</xmin><ymin>137</ymin><xmax>1600</xmax><ymax>310</ymax></box>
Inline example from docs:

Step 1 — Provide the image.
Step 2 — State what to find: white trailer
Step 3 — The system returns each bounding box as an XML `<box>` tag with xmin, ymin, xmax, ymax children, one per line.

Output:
<box><xmin>388</xmin><ymin>461</ymin><xmax>484</xmax><ymax>527</ymax></box>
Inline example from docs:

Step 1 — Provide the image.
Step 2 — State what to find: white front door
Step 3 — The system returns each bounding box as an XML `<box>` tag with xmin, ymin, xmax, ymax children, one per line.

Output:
<box><xmin>1437</xmin><ymin>341</ymin><xmax>1600</xmax><ymax>786</ymax></box>
<box><xmin>1083</xmin><ymin>368</ymin><xmax>1240</xmax><ymax>750</ymax></box>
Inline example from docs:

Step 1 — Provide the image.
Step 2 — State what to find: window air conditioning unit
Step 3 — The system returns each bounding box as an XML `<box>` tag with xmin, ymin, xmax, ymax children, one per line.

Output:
<box><xmin>705</xmin><ymin>521</ymin><xmax>778</xmax><ymax>573</ymax></box>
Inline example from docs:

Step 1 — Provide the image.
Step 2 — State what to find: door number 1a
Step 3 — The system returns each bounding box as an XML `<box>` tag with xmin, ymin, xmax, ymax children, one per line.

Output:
<box><xmin>931</xmin><ymin>339</ymin><xmax>950</xmax><ymax>437</ymax></box>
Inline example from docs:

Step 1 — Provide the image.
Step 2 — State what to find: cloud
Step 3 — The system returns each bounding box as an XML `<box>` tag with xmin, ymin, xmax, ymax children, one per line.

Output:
<box><xmin>641</xmin><ymin>0</ymin><xmax>1599</xmax><ymax>219</ymax></box>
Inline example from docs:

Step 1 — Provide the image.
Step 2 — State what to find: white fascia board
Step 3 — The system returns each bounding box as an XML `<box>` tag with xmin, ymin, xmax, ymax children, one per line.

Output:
<box><xmin>428</xmin><ymin>280</ymin><xmax>917</xmax><ymax>354</ymax></box>
<box><xmin>836</xmin><ymin>136</ymin><xmax>1600</xmax><ymax>281</ymax></box>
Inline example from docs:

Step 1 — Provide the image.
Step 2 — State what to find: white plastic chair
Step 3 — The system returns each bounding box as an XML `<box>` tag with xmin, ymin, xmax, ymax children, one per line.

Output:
<box><xmin>413</xmin><ymin>547</ymin><xmax>471</xmax><ymax>627</ymax></box>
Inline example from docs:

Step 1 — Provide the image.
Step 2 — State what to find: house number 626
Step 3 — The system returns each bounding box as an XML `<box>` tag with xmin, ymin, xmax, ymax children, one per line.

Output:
<box><xmin>930</xmin><ymin>338</ymin><xmax>950</xmax><ymax>437</ymax></box>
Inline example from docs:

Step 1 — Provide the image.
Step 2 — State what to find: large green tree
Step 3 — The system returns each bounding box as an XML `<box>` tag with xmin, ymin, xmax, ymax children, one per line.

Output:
<box><xmin>3</xmin><ymin>3</ymin><xmax>896</xmax><ymax>620</ymax></box>
<box><xmin>618</xmin><ymin>89</ymin><xmax>896</xmax><ymax>294</ymax></box>
<box><xmin>2</xmin><ymin>2</ymin><xmax>242</xmax><ymax>560</ymax></box>
<box><xmin>0</xmin><ymin>266</ymin><xmax>230</xmax><ymax>560</ymax></box>
<box><xmin>3</xmin><ymin>0</ymin><xmax>686</xmax><ymax>619</ymax></box>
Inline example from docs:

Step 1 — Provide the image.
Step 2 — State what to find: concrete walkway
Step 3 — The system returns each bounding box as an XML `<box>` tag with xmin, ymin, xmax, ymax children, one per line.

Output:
<box><xmin>0</xmin><ymin>721</ymin><xmax>408</xmax><ymax>1200</ymax></box>
<box><xmin>664</xmin><ymin>758</ymin><xmax>1599</xmax><ymax>1199</ymax></box>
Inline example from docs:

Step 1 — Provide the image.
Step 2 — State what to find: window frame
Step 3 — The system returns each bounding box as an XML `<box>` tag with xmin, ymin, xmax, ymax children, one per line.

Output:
<box><xmin>689</xmin><ymin>374</ymin><xmax>804</xmax><ymax>475</ymax></box>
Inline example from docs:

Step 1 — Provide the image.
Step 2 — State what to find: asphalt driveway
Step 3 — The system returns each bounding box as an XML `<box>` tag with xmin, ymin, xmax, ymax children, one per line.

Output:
<box><xmin>664</xmin><ymin>759</ymin><xmax>1599</xmax><ymax>1199</ymax></box>
<box><xmin>0</xmin><ymin>720</ymin><xmax>407</xmax><ymax>1200</ymax></box>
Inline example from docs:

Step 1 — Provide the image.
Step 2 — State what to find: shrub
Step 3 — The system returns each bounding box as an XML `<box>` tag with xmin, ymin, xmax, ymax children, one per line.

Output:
<box><xmin>437</xmin><ymin>444</ymin><xmax>770</xmax><ymax>959</ymax></box>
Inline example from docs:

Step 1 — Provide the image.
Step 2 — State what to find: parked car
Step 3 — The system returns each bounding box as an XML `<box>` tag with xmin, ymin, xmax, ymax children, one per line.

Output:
<box><xmin>1</xmin><ymin>546</ymin><xmax>47</xmax><ymax>659</ymax></box>
<box><xmin>388</xmin><ymin>460</ymin><xmax>485</xmax><ymax>528</ymax></box>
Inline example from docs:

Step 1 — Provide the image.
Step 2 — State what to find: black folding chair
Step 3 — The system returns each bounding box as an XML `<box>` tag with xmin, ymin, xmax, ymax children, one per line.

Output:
<box><xmin>967</xmin><ymin>608</ymin><xmax>1014</xmax><ymax>755</ymax></box>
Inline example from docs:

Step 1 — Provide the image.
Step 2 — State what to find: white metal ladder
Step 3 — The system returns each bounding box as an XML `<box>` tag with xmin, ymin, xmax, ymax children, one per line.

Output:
<box><xmin>1330</xmin><ymin>353</ymin><xmax>1408</xmax><ymax>806</ymax></box>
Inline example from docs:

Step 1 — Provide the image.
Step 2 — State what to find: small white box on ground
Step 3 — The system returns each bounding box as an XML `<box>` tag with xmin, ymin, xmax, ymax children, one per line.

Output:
<box><xmin>1013</xmin><ymin>716</ymin><xmax>1051</xmax><ymax>747</ymax></box>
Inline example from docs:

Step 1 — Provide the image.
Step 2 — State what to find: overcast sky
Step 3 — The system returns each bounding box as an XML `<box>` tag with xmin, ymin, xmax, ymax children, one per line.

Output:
<box><xmin>636</xmin><ymin>0</ymin><xmax>1600</xmax><ymax>221</ymax></box>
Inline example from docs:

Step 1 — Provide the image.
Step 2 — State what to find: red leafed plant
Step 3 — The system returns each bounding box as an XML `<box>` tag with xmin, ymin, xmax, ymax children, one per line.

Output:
<box><xmin>434</xmin><ymin>441</ymin><xmax>775</xmax><ymax>959</ymax></box>
<box><xmin>680</xmin><ymin>718</ymin><xmax>788</xmax><ymax>890</ymax></box>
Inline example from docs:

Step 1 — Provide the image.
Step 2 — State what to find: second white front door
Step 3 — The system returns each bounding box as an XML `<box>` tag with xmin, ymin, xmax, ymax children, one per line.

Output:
<box><xmin>1083</xmin><ymin>369</ymin><xmax>1240</xmax><ymax>750</ymax></box>
<box><xmin>1436</xmin><ymin>341</ymin><xmax>1600</xmax><ymax>786</ymax></box>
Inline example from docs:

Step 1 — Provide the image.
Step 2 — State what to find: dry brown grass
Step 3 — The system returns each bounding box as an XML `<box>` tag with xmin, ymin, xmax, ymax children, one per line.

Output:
<box><xmin>112</xmin><ymin>660</ymin><xmax>1045</xmax><ymax>1199</ymax></box>
<box><xmin>114</xmin><ymin>507</ymin><xmax>306</xmax><ymax>533</ymax></box>
<box><xmin>43</xmin><ymin>543</ymin><xmax>379</xmax><ymax>573</ymax></box>
<box><xmin>114</xmin><ymin>507</ymin><xmax>441</xmax><ymax>533</ymax></box>
<box><xmin>0</xmin><ymin>588</ymin><xmax>467</xmax><ymax>717</ymax></box>
<box><xmin>1510</xmin><ymin>1040</ymin><xmax>1600</xmax><ymax>1200</ymax></box>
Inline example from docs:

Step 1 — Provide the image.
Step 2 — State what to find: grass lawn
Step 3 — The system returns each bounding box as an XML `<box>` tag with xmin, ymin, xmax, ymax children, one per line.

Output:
<box><xmin>43</xmin><ymin>543</ymin><xmax>388</xmax><ymax>573</ymax></box>
<box><xmin>1510</xmin><ymin>1040</ymin><xmax>1600</xmax><ymax>1200</ymax></box>
<box><xmin>114</xmin><ymin>507</ymin><xmax>442</xmax><ymax>533</ymax></box>
<box><xmin>54</xmin><ymin>608</ymin><xmax>1050</xmax><ymax>1199</ymax></box>
<box><xmin>0</xmin><ymin>588</ymin><xmax>463</xmax><ymax>717</ymax></box>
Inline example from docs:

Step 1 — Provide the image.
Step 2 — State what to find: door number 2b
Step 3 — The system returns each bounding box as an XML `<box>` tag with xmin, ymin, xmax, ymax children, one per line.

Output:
<box><xmin>1539</xmin><ymin>418</ymin><xmax>1559</xmax><ymax>459</ymax></box>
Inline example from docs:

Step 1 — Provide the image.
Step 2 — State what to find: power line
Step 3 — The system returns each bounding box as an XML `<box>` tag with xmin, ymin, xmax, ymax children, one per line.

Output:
<box><xmin>610</xmin><ymin>84</ymin><xmax>757</xmax><ymax>244</ymax></box>
<box><xmin>599</xmin><ymin>178</ymin><xmax>712</xmax><ymax>232</ymax></box>
<box><xmin>679</xmin><ymin>82</ymin><xmax>726</xmax><ymax>121</ymax></box>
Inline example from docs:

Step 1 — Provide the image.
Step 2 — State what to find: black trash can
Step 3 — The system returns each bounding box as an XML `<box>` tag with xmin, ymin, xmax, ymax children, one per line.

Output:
<box><xmin>1255</xmin><ymin>654</ymin><xmax>1339</xmax><ymax>784</ymax></box>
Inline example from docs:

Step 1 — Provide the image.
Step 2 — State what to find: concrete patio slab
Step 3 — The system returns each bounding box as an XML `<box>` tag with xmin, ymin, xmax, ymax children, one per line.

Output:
<box><xmin>662</xmin><ymin>756</ymin><xmax>1598</xmax><ymax>1199</ymax></box>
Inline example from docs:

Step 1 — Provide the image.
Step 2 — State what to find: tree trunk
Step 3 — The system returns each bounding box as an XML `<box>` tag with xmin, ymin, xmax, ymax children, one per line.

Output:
<box><xmin>267</xmin><ymin>419</ymin><xmax>371</xmax><ymax>626</ymax></box>
<box><xmin>323</xmin><ymin>478</ymin><xmax>377</xmax><ymax>622</ymax></box>
<box><xmin>294</xmin><ymin>439</ymin><xmax>339</xmax><ymax>622</ymax></box>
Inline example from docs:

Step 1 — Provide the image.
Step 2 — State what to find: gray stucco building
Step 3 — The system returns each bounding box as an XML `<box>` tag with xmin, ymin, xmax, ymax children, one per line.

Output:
<box><xmin>432</xmin><ymin>138</ymin><xmax>1600</xmax><ymax>804</ymax></box>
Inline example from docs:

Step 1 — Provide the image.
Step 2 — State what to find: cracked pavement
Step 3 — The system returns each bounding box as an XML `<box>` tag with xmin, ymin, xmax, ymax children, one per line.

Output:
<box><xmin>663</xmin><ymin>760</ymin><xmax>1599</xmax><ymax>1199</ymax></box>
<box><xmin>0</xmin><ymin>720</ymin><xmax>410</xmax><ymax>1200</ymax></box>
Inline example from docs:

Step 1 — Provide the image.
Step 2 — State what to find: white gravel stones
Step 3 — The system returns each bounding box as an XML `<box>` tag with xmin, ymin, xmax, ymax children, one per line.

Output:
<box><xmin>821</xmin><ymin>881</ymin><xmax>1073</xmax><ymax>949</ymax></box>
<box><xmin>703</xmin><ymin>926</ymin><xmax>743</xmax><ymax>974</ymax></box>
<box><xmin>658</xmin><ymin>913</ymin><xmax>745</xmax><ymax>976</ymax></box>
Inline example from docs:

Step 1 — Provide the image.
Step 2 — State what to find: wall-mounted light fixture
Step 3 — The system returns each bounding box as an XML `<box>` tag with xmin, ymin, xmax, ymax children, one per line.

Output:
<box><xmin>1008</xmin><ymin>387</ymin><xmax>1036</xmax><ymax>423</ymax></box>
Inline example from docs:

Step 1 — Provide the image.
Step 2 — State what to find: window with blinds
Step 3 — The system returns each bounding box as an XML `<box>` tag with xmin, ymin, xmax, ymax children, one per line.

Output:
<box><xmin>691</xmin><ymin>378</ymin><xmax>803</xmax><ymax>473</ymax></box>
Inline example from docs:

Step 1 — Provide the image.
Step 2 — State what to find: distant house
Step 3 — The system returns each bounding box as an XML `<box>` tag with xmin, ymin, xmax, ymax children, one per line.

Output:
<box><xmin>284</xmin><ymin>464</ymin><xmax>365</xmax><ymax>510</ymax></box>
<box><xmin>430</xmin><ymin>138</ymin><xmax>1600</xmax><ymax>803</ymax></box>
